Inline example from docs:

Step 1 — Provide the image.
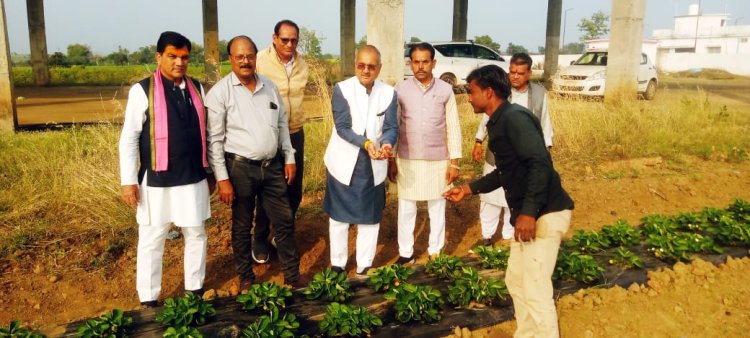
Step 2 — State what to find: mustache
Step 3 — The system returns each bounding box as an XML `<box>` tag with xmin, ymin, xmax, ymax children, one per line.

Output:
<box><xmin>240</xmin><ymin>64</ymin><xmax>253</xmax><ymax>69</ymax></box>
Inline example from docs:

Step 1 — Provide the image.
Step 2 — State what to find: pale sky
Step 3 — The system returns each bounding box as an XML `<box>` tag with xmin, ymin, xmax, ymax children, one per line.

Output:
<box><xmin>5</xmin><ymin>0</ymin><xmax>749</xmax><ymax>55</ymax></box>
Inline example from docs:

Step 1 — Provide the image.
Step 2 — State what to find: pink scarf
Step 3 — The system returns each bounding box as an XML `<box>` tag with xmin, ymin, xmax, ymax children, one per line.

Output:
<box><xmin>148</xmin><ymin>69</ymin><xmax>208</xmax><ymax>172</ymax></box>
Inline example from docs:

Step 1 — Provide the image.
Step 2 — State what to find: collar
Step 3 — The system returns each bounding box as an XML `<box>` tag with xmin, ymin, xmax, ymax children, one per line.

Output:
<box><xmin>487</xmin><ymin>100</ymin><xmax>512</xmax><ymax>125</ymax></box>
<box><xmin>512</xmin><ymin>86</ymin><xmax>529</xmax><ymax>95</ymax></box>
<box><xmin>229</xmin><ymin>72</ymin><xmax>264</xmax><ymax>91</ymax></box>
<box><xmin>269</xmin><ymin>45</ymin><xmax>296</xmax><ymax>66</ymax></box>
<box><xmin>161</xmin><ymin>74</ymin><xmax>187</xmax><ymax>89</ymax></box>
<box><xmin>411</xmin><ymin>76</ymin><xmax>435</xmax><ymax>90</ymax></box>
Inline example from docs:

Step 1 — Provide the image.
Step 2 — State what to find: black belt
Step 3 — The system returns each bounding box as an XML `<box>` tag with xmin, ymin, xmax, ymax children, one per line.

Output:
<box><xmin>225</xmin><ymin>152</ymin><xmax>273</xmax><ymax>167</ymax></box>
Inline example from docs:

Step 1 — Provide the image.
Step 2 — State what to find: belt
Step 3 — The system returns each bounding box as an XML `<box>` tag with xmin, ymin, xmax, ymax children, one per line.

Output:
<box><xmin>225</xmin><ymin>152</ymin><xmax>273</xmax><ymax>168</ymax></box>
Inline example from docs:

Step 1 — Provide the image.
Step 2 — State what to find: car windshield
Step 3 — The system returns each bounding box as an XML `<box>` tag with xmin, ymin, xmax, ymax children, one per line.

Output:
<box><xmin>574</xmin><ymin>52</ymin><xmax>608</xmax><ymax>66</ymax></box>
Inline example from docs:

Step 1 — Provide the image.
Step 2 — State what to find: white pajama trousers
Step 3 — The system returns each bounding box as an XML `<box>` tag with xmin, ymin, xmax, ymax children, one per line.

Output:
<box><xmin>479</xmin><ymin>202</ymin><xmax>514</xmax><ymax>240</ymax></box>
<box><xmin>329</xmin><ymin>218</ymin><xmax>379</xmax><ymax>273</ymax></box>
<box><xmin>397</xmin><ymin>198</ymin><xmax>446</xmax><ymax>257</ymax></box>
<box><xmin>136</xmin><ymin>223</ymin><xmax>207</xmax><ymax>302</ymax></box>
<box><xmin>505</xmin><ymin>209</ymin><xmax>572</xmax><ymax>338</ymax></box>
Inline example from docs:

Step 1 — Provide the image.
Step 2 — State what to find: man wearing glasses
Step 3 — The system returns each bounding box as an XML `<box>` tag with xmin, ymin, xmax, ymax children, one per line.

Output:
<box><xmin>205</xmin><ymin>36</ymin><xmax>302</xmax><ymax>289</ymax></box>
<box><xmin>254</xmin><ymin>20</ymin><xmax>309</xmax><ymax>265</ymax></box>
<box><xmin>323</xmin><ymin>45</ymin><xmax>398</xmax><ymax>278</ymax></box>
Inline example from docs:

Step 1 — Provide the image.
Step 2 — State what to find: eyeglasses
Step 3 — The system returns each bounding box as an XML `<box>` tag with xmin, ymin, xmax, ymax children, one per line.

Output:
<box><xmin>231</xmin><ymin>54</ymin><xmax>255</xmax><ymax>62</ymax></box>
<box><xmin>356</xmin><ymin>63</ymin><xmax>378</xmax><ymax>71</ymax></box>
<box><xmin>279</xmin><ymin>38</ymin><xmax>299</xmax><ymax>45</ymax></box>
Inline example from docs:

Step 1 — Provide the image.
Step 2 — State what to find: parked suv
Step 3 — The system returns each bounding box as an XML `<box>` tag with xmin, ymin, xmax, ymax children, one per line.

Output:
<box><xmin>551</xmin><ymin>50</ymin><xmax>658</xmax><ymax>100</ymax></box>
<box><xmin>404</xmin><ymin>41</ymin><xmax>509</xmax><ymax>86</ymax></box>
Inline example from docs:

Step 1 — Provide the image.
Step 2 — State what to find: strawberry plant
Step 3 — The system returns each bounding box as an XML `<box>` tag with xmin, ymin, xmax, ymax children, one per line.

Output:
<box><xmin>608</xmin><ymin>246</ymin><xmax>644</xmax><ymax>269</ymax></box>
<box><xmin>367</xmin><ymin>264</ymin><xmax>415</xmax><ymax>292</ymax></box>
<box><xmin>564</xmin><ymin>229</ymin><xmax>611</xmax><ymax>253</ymax></box>
<box><xmin>155</xmin><ymin>293</ymin><xmax>216</xmax><ymax>327</ymax></box>
<box><xmin>672</xmin><ymin>212</ymin><xmax>706</xmax><ymax>232</ymax></box>
<box><xmin>0</xmin><ymin>321</ymin><xmax>44</xmax><ymax>338</ymax></box>
<box><xmin>726</xmin><ymin>198</ymin><xmax>750</xmax><ymax>221</ymax></box>
<box><xmin>384</xmin><ymin>283</ymin><xmax>444</xmax><ymax>323</ymax></box>
<box><xmin>706</xmin><ymin>215</ymin><xmax>750</xmax><ymax>246</ymax></box>
<box><xmin>163</xmin><ymin>326</ymin><xmax>202</xmax><ymax>338</ymax></box>
<box><xmin>473</xmin><ymin>245</ymin><xmax>510</xmax><ymax>271</ymax></box>
<box><xmin>600</xmin><ymin>219</ymin><xmax>642</xmax><ymax>246</ymax></box>
<box><xmin>424</xmin><ymin>254</ymin><xmax>465</xmax><ymax>280</ymax></box>
<box><xmin>640</xmin><ymin>214</ymin><xmax>680</xmax><ymax>236</ymax></box>
<box><xmin>446</xmin><ymin>267</ymin><xmax>508</xmax><ymax>307</ymax></box>
<box><xmin>237</xmin><ymin>281</ymin><xmax>293</xmax><ymax>313</ymax></box>
<box><xmin>554</xmin><ymin>251</ymin><xmax>605</xmax><ymax>284</ymax></box>
<box><xmin>303</xmin><ymin>268</ymin><xmax>353</xmax><ymax>302</ymax></box>
<box><xmin>318</xmin><ymin>302</ymin><xmax>383</xmax><ymax>337</ymax></box>
<box><xmin>647</xmin><ymin>232</ymin><xmax>722</xmax><ymax>262</ymax></box>
<box><xmin>75</xmin><ymin>309</ymin><xmax>134</xmax><ymax>337</ymax></box>
<box><xmin>241</xmin><ymin>311</ymin><xmax>303</xmax><ymax>338</ymax></box>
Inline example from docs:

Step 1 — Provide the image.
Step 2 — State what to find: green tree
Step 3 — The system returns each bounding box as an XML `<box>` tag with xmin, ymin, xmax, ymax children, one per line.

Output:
<box><xmin>537</xmin><ymin>46</ymin><xmax>545</xmax><ymax>54</ymax></box>
<box><xmin>67</xmin><ymin>43</ymin><xmax>93</xmax><ymax>65</ymax></box>
<box><xmin>473</xmin><ymin>35</ymin><xmax>501</xmax><ymax>53</ymax></box>
<box><xmin>191</xmin><ymin>43</ymin><xmax>205</xmax><ymax>64</ymax></box>
<box><xmin>48</xmin><ymin>52</ymin><xmax>68</xmax><ymax>67</ymax></box>
<box><xmin>578</xmin><ymin>10</ymin><xmax>610</xmax><ymax>42</ymax></box>
<box><xmin>103</xmin><ymin>46</ymin><xmax>129</xmax><ymax>66</ymax></box>
<box><xmin>355</xmin><ymin>35</ymin><xmax>367</xmax><ymax>51</ymax></box>
<box><xmin>129</xmin><ymin>45</ymin><xmax>156</xmax><ymax>64</ymax></box>
<box><xmin>506</xmin><ymin>42</ymin><xmax>528</xmax><ymax>55</ymax></box>
<box><xmin>409</xmin><ymin>36</ymin><xmax>422</xmax><ymax>43</ymax></box>
<box><xmin>300</xmin><ymin>27</ymin><xmax>324</xmax><ymax>59</ymax></box>
<box><xmin>218</xmin><ymin>39</ymin><xmax>229</xmax><ymax>61</ymax></box>
<box><xmin>562</xmin><ymin>42</ymin><xmax>585</xmax><ymax>54</ymax></box>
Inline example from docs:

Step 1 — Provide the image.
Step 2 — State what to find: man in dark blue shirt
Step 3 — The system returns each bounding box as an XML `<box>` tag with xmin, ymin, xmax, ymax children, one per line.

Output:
<box><xmin>443</xmin><ymin>65</ymin><xmax>573</xmax><ymax>338</ymax></box>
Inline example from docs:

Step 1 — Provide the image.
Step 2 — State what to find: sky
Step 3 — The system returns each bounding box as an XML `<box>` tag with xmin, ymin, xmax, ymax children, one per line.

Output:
<box><xmin>5</xmin><ymin>0</ymin><xmax>750</xmax><ymax>56</ymax></box>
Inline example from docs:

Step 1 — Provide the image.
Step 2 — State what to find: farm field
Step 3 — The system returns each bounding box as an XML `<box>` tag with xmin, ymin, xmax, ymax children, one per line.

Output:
<box><xmin>1</xmin><ymin>75</ymin><xmax>750</xmax><ymax>337</ymax></box>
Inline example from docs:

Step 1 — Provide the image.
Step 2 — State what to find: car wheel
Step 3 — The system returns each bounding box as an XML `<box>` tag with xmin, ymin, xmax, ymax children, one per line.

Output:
<box><xmin>643</xmin><ymin>80</ymin><xmax>656</xmax><ymax>100</ymax></box>
<box><xmin>439</xmin><ymin>73</ymin><xmax>457</xmax><ymax>86</ymax></box>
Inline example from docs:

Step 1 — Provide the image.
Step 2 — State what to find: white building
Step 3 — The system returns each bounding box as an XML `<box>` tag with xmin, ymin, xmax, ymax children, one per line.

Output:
<box><xmin>651</xmin><ymin>4</ymin><xmax>750</xmax><ymax>75</ymax></box>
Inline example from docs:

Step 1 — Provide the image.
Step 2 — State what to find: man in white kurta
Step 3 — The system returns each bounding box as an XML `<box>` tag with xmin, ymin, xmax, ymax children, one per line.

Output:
<box><xmin>119</xmin><ymin>32</ymin><xmax>210</xmax><ymax>307</ymax></box>
<box><xmin>471</xmin><ymin>52</ymin><xmax>553</xmax><ymax>251</ymax></box>
<box><xmin>390</xmin><ymin>43</ymin><xmax>461</xmax><ymax>263</ymax></box>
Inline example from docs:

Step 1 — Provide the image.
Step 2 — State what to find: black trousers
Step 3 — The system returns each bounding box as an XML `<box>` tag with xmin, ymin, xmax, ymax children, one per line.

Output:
<box><xmin>254</xmin><ymin>129</ymin><xmax>304</xmax><ymax>244</ymax></box>
<box><xmin>227</xmin><ymin>156</ymin><xmax>300</xmax><ymax>282</ymax></box>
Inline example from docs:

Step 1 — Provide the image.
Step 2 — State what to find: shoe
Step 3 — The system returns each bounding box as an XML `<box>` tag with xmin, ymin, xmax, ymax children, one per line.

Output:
<box><xmin>251</xmin><ymin>244</ymin><xmax>270</xmax><ymax>264</ymax></box>
<box><xmin>140</xmin><ymin>300</ymin><xmax>158</xmax><ymax>308</ymax></box>
<box><xmin>468</xmin><ymin>238</ymin><xmax>493</xmax><ymax>254</ymax></box>
<box><xmin>330</xmin><ymin>266</ymin><xmax>345</xmax><ymax>274</ymax></box>
<box><xmin>395</xmin><ymin>256</ymin><xmax>415</xmax><ymax>265</ymax></box>
<box><xmin>354</xmin><ymin>267</ymin><xmax>371</xmax><ymax>280</ymax></box>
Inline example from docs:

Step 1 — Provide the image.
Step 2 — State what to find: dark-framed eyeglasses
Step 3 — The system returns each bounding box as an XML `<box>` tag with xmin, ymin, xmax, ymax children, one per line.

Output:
<box><xmin>279</xmin><ymin>38</ymin><xmax>299</xmax><ymax>45</ymax></box>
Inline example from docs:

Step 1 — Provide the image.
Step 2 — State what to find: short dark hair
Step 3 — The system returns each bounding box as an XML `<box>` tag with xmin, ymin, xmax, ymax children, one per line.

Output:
<box><xmin>156</xmin><ymin>31</ymin><xmax>191</xmax><ymax>53</ymax></box>
<box><xmin>274</xmin><ymin>20</ymin><xmax>300</xmax><ymax>36</ymax></box>
<box><xmin>408</xmin><ymin>42</ymin><xmax>435</xmax><ymax>60</ymax></box>
<box><xmin>466</xmin><ymin>65</ymin><xmax>511</xmax><ymax>100</ymax></box>
<box><xmin>227</xmin><ymin>35</ymin><xmax>258</xmax><ymax>56</ymax></box>
<box><xmin>510</xmin><ymin>52</ymin><xmax>533</xmax><ymax>69</ymax></box>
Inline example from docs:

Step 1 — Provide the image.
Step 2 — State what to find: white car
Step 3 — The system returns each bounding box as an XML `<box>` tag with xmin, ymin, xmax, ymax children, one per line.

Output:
<box><xmin>404</xmin><ymin>41</ymin><xmax>509</xmax><ymax>86</ymax></box>
<box><xmin>552</xmin><ymin>50</ymin><xmax>658</xmax><ymax>100</ymax></box>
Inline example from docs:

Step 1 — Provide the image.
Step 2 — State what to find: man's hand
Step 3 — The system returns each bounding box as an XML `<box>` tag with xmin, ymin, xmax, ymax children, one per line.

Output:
<box><xmin>365</xmin><ymin>140</ymin><xmax>381</xmax><ymax>159</ymax></box>
<box><xmin>387</xmin><ymin>159</ymin><xmax>398</xmax><ymax>183</ymax></box>
<box><xmin>445</xmin><ymin>166</ymin><xmax>459</xmax><ymax>184</ymax></box>
<box><xmin>121</xmin><ymin>184</ymin><xmax>140</xmax><ymax>208</ymax></box>
<box><xmin>514</xmin><ymin>214</ymin><xmax>537</xmax><ymax>242</ymax></box>
<box><xmin>443</xmin><ymin>184</ymin><xmax>471</xmax><ymax>202</ymax></box>
<box><xmin>285</xmin><ymin>163</ymin><xmax>296</xmax><ymax>185</ymax></box>
<box><xmin>217</xmin><ymin>179</ymin><xmax>235</xmax><ymax>204</ymax></box>
<box><xmin>379</xmin><ymin>144</ymin><xmax>393</xmax><ymax>160</ymax></box>
<box><xmin>472</xmin><ymin>142</ymin><xmax>483</xmax><ymax>163</ymax></box>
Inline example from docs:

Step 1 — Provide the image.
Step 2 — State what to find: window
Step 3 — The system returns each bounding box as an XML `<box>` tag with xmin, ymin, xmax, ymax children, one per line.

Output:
<box><xmin>641</xmin><ymin>54</ymin><xmax>648</xmax><ymax>65</ymax></box>
<box><xmin>435</xmin><ymin>44</ymin><xmax>472</xmax><ymax>58</ymax></box>
<box><xmin>707</xmin><ymin>46</ymin><xmax>721</xmax><ymax>53</ymax></box>
<box><xmin>741</xmin><ymin>38</ymin><xmax>748</xmax><ymax>43</ymax></box>
<box><xmin>473</xmin><ymin>46</ymin><xmax>500</xmax><ymax>60</ymax></box>
<box><xmin>675</xmin><ymin>48</ymin><xmax>696</xmax><ymax>53</ymax></box>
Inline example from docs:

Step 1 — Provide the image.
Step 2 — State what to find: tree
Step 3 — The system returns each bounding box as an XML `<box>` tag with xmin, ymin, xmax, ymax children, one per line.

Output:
<box><xmin>537</xmin><ymin>46</ymin><xmax>545</xmax><ymax>54</ymax></box>
<box><xmin>409</xmin><ymin>36</ymin><xmax>421</xmax><ymax>43</ymax></box>
<box><xmin>67</xmin><ymin>43</ymin><xmax>93</xmax><ymax>65</ymax></box>
<box><xmin>218</xmin><ymin>39</ymin><xmax>229</xmax><ymax>61</ymax></box>
<box><xmin>506</xmin><ymin>42</ymin><xmax>528</xmax><ymax>55</ymax></box>
<box><xmin>48</xmin><ymin>52</ymin><xmax>68</xmax><ymax>67</ymax></box>
<box><xmin>355</xmin><ymin>35</ymin><xmax>367</xmax><ymax>51</ymax></box>
<box><xmin>578</xmin><ymin>10</ymin><xmax>610</xmax><ymax>42</ymax></box>
<box><xmin>473</xmin><ymin>35</ymin><xmax>500</xmax><ymax>53</ymax></box>
<box><xmin>191</xmin><ymin>43</ymin><xmax>205</xmax><ymax>64</ymax></box>
<box><xmin>129</xmin><ymin>45</ymin><xmax>156</xmax><ymax>64</ymax></box>
<box><xmin>300</xmin><ymin>27</ymin><xmax>324</xmax><ymax>59</ymax></box>
<box><xmin>562</xmin><ymin>42</ymin><xmax>585</xmax><ymax>54</ymax></box>
<box><xmin>102</xmin><ymin>46</ymin><xmax>129</xmax><ymax>66</ymax></box>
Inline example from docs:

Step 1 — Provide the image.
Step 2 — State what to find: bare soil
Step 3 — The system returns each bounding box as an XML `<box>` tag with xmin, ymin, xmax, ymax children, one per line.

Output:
<box><xmin>3</xmin><ymin>83</ymin><xmax>750</xmax><ymax>337</ymax></box>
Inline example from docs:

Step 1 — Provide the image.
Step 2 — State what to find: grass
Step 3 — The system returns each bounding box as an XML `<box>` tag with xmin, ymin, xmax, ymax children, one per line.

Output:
<box><xmin>1</xmin><ymin>64</ymin><xmax>749</xmax><ymax>269</ymax></box>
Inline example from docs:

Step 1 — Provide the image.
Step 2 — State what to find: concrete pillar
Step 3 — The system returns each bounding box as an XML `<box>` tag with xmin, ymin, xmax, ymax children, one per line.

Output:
<box><xmin>452</xmin><ymin>0</ymin><xmax>468</xmax><ymax>42</ymax></box>
<box><xmin>202</xmin><ymin>0</ymin><xmax>220</xmax><ymax>88</ymax></box>
<box><xmin>0</xmin><ymin>0</ymin><xmax>17</xmax><ymax>129</ymax></box>
<box><xmin>26</xmin><ymin>0</ymin><xmax>49</xmax><ymax>86</ymax></box>
<box><xmin>340</xmin><ymin>0</ymin><xmax>356</xmax><ymax>78</ymax></box>
<box><xmin>366</xmin><ymin>0</ymin><xmax>404</xmax><ymax>85</ymax></box>
<box><xmin>604</xmin><ymin>0</ymin><xmax>646</xmax><ymax>102</ymax></box>
<box><xmin>542</xmin><ymin>0</ymin><xmax>562</xmax><ymax>83</ymax></box>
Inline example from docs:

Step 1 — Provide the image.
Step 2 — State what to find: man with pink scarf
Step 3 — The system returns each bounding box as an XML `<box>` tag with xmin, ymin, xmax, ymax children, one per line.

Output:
<box><xmin>119</xmin><ymin>31</ymin><xmax>211</xmax><ymax>308</ymax></box>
